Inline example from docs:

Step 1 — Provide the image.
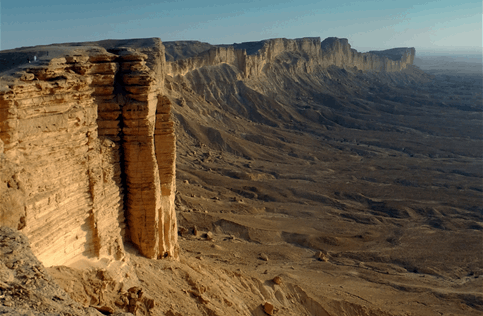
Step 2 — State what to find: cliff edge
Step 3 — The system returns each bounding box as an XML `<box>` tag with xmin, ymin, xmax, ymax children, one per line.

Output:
<box><xmin>0</xmin><ymin>39</ymin><xmax>178</xmax><ymax>266</ymax></box>
<box><xmin>165</xmin><ymin>36</ymin><xmax>415</xmax><ymax>77</ymax></box>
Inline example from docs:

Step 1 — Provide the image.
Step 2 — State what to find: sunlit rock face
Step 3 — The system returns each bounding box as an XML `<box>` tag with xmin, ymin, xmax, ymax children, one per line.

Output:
<box><xmin>166</xmin><ymin>37</ymin><xmax>415</xmax><ymax>78</ymax></box>
<box><xmin>0</xmin><ymin>38</ymin><xmax>178</xmax><ymax>266</ymax></box>
<box><xmin>320</xmin><ymin>37</ymin><xmax>415</xmax><ymax>71</ymax></box>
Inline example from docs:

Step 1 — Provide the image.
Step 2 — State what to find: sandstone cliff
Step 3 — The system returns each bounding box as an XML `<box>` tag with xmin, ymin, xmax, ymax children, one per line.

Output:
<box><xmin>0</xmin><ymin>39</ymin><xmax>178</xmax><ymax>266</ymax></box>
<box><xmin>165</xmin><ymin>37</ymin><xmax>415</xmax><ymax>78</ymax></box>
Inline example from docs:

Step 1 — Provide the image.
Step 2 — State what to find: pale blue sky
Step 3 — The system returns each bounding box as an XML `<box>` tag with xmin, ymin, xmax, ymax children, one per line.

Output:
<box><xmin>1</xmin><ymin>0</ymin><xmax>481</xmax><ymax>55</ymax></box>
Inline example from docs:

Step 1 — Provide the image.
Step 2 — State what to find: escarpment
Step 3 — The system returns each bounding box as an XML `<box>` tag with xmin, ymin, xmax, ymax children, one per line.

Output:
<box><xmin>165</xmin><ymin>37</ymin><xmax>415</xmax><ymax>78</ymax></box>
<box><xmin>1</xmin><ymin>36</ymin><xmax>415</xmax><ymax>267</ymax></box>
<box><xmin>0</xmin><ymin>39</ymin><xmax>178</xmax><ymax>266</ymax></box>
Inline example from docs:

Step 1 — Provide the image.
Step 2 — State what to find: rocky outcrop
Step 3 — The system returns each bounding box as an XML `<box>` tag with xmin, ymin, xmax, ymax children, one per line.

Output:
<box><xmin>0</xmin><ymin>39</ymin><xmax>178</xmax><ymax>266</ymax></box>
<box><xmin>0</xmin><ymin>226</ymin><xmax>104</xmax><ymax>315</ymax></box>
<box><xmin>320</xmin><ymin>37</ymin><xmax>415</xmax><ymax>71</ymax></box>
<box><xmin>166</xmin><ymin>37</ymin><xmax>415</xmax><ymax>78</ymax></box>
<box><xmin>166</xmin><ymin>46</ymin><xmax>243</xmax><ymax>77</ymax></box>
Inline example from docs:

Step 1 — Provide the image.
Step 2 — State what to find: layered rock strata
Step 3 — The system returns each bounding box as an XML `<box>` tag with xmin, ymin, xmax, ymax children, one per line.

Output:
<box><xmin>166</xmin><ymin>37</ymin><xmax>415</xmax><ymax>78</ymax></box>
<box><xmin>0</xmin><ymin>39</ymin><xmax>178</xmax><ymax>266</ymax></box>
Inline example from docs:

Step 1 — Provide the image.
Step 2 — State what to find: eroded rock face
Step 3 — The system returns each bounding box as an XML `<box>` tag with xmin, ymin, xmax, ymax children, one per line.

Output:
<box><xmin>320</xmin><ymin>37</ymin><xmax>415</xmax><ymax>71</ymax></box>
<box><xmin>166</xmin><ymin>37</ymin><xmax>415</xmax><ymax>78</ymax></box>
<box><xmin>0</xmin><ymin>39</ymin><xmax>178</xmax><ymax>266</ymax></box>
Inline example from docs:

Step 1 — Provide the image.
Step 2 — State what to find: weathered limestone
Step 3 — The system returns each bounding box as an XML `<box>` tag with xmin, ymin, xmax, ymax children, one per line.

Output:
<box><xmin>166</xmin><ymin>37</ymin><xmax>415</xmax><ymax>78</ymax></box>
<box><xmin>0</xmin><ymin>53</ymin><xmax>115</xmax><ymax>266</ymax></box>
<box><xmin>117</xmin><ymin>48</ymin><xmax>178</xmax><ymax>259</ymax></box>
<box><xmin>319</xmin><ymin>37</ymin><xmax>415</xmax><ymax>71</ymax></box>
<box><xmin>0</xmin><ymin>39</ymin><xmax>178</xmax><ymax>265</ymax></box>
<box><xmin>166</xmin><ymin>46</ymin><xmax>242</xmax><ymax>77</ymax></box>
<box><xmin>154</xmin><ymin>95</ymin><xmax>177</xmax><ymax>258</ymax></box>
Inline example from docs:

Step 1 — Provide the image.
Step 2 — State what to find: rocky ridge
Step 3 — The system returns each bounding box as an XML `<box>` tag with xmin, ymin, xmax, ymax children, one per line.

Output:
<box><xmin>165</xmin><ymin>37</ymin><xmax>415</xmax><ymax>78</ymax></box>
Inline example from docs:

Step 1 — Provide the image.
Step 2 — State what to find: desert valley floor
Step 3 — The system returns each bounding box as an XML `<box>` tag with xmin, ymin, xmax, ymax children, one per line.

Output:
<box><xmin>165</xmin><ymin>53</ymin><xmax>483</xmax><ymax>316</ymax></box>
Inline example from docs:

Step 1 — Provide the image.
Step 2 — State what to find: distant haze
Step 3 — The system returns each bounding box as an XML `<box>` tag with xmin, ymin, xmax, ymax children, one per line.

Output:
<box><xmin>413</xmin><ymin>50</ymin><xmax>482</xmax><ymax>58</ymax></box>
<box><xmin>1</xmin><ymin>1</ymin><xmax>481</xmax><ymax>55</ymax></box>
<box><xmin>414</xmin><ymin>55</ymin><xmax>483</xmax><ymax>75</ymax></box>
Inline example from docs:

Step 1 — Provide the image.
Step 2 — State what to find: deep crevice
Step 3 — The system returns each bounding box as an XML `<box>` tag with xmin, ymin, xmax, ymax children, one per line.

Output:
<box><xmin>111</xmin><ymin>54</ymin><xmax>131</xmax><ymax>243</ymax></box>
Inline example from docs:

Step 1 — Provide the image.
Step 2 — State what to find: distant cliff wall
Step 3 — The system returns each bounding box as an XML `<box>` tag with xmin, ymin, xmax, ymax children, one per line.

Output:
<box><xmin>0</xmin><ymin>39</ymin><xmax>178</xmax><ymax>266</ymax></box>
<box><xmin>166</xmin><ymin>37</ymin><xmax>415</xmax><ymax>78</ymax></box>
<box><xmin>319</xmin><ymin>37</ymin><xmax>415</xmax><ymax>72</ymax></box>
<box><xmin>167</xmin><ymin>46</ymin><xmax>241</xmax><ymax>77</ymax></box>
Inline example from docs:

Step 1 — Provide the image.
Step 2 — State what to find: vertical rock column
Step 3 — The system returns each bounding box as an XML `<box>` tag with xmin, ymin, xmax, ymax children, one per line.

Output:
<box><xmin>118</xmin><ymin>50</ymin><xmax>171</xmax><ymax>259</ymax></box>
<box><xmin>155</xmin><ymin>95</ymin><xmax>178</xmax><ymax>258</ymax></box>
